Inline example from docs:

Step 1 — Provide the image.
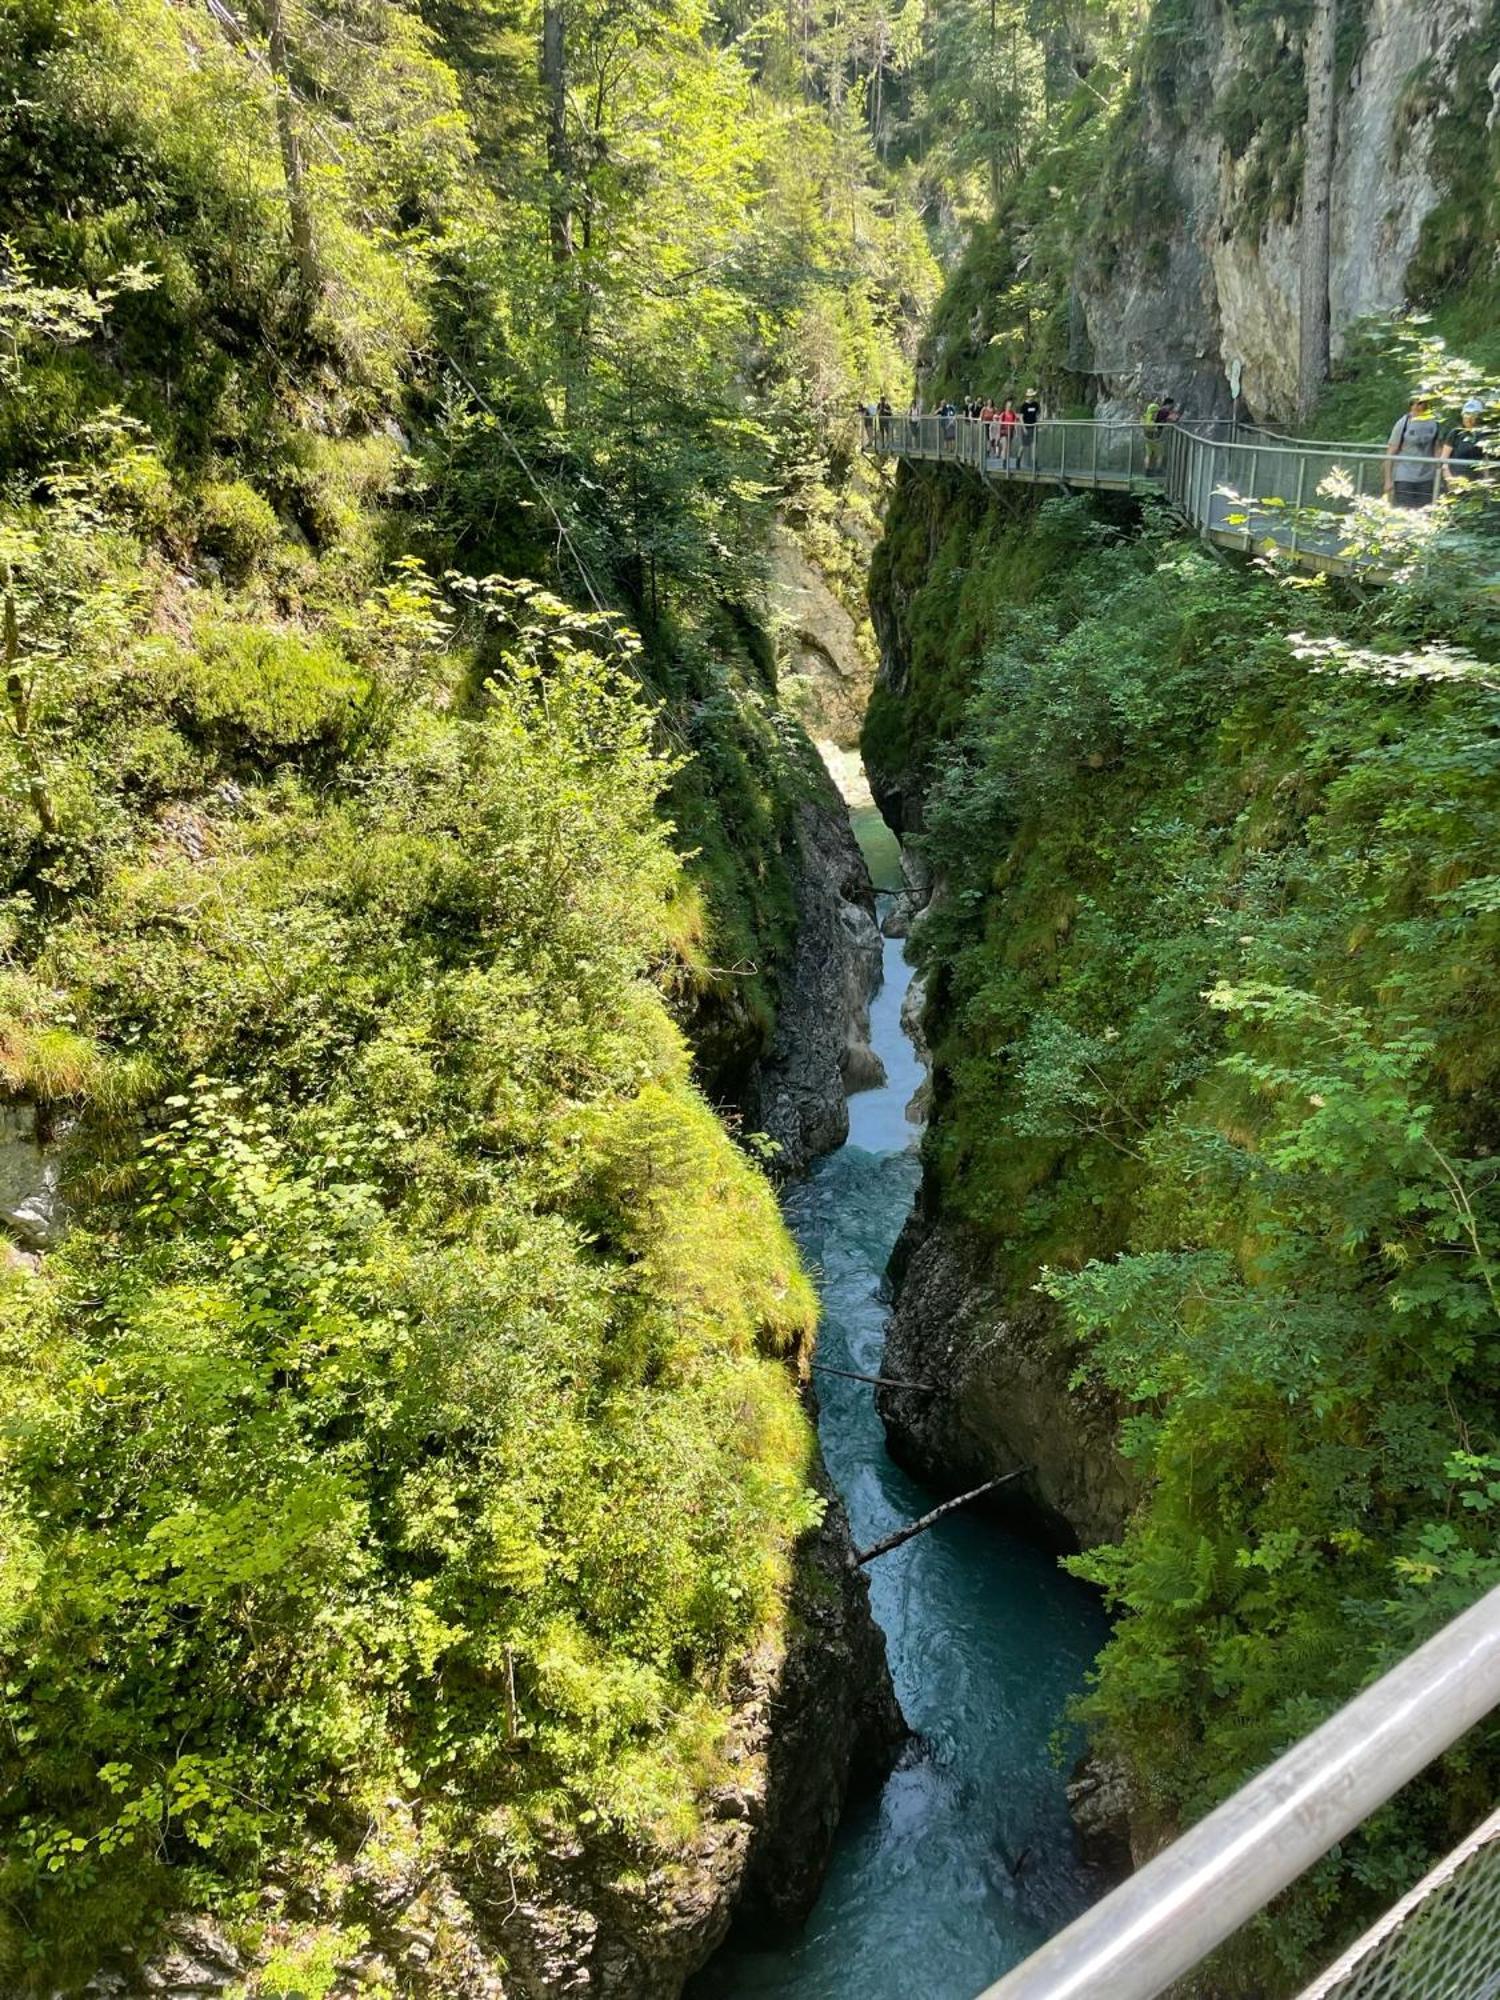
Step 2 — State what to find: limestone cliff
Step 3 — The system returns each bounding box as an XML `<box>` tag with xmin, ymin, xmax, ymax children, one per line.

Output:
<box><xmin>879</xmin><ymin>1209</ymin><xmax>1134</xmax><ymax>1553</ymax></box>
<box><xmin>747</xmin><ymin>789</ymin><xmax>885</xmax><ymax>1178</ymax></box>
<box><xmin>1075</xmin><ymin>0</ymin><xmax>1492</xmax><ymax>418</ymax></box>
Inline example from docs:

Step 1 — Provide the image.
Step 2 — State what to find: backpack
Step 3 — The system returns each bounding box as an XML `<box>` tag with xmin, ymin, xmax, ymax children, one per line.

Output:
<box><xmin>1450</xmin><ymin>425</ymin><xmax>1486</xmax><ymax>463</ymax></box>
<box><xmin>1393</xmin><ymin>414</ymin><xmax>1441</xmax><ymax>473</ymax></box>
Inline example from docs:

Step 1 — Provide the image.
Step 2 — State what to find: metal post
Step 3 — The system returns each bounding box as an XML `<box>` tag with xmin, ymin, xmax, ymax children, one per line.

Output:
<box><xmin>1293</xmin><ymin>453</ymin><xmax>1305</xmax><ymax>559</ymax></box>
<box><xmin>1061</xmin><ymin>424</ymin><xmax>1069</xmax><ymax>483</ymax></box>
<box><xmin>1090</xmin><ymin>422</ymin><xmax>1098</xmax><ymax>485</ymax></box>
<box><xmin>974</xmin><ymin>1582</ymin><xmax>1500</xmax><ymax>2000</ymax></box>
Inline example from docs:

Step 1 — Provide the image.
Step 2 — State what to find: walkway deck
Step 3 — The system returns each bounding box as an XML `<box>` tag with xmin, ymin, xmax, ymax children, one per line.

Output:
<box><xmin>869</xmin><ymin>414</ymin><xmax>1488</xmax><ymax>574</ymax></box>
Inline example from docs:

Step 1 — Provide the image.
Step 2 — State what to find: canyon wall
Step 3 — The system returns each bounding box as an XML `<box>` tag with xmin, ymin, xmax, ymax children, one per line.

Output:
<box><xmin>1077</xmin><ymin>0</ymin><xmax>1492</xmax><ymax>418</ymax></box>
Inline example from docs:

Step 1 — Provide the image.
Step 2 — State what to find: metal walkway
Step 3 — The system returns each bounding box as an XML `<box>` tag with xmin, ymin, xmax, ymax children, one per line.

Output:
<box><xmin>870</xmin><ymin>414</ymin><xmax>1490</xmax><ymax>573</ymax></box>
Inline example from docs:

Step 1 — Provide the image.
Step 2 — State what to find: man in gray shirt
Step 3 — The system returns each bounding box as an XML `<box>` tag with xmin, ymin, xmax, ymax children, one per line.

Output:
<box><xmin>1384</xmin><ymin>394</ymin><xmax>1442</xmax><ymax>509</ymax></box>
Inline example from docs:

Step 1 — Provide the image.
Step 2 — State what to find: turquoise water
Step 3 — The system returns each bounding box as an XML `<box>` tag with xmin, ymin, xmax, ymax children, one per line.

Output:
<box><xmin>695</xmin><ymin>829</ymin><xmax>1108</xmax><ymax>2000</ymax></box>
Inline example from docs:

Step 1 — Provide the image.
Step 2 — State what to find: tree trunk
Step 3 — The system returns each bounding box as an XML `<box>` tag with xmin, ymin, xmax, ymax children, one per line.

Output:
<box><xmin>1297</xmin><ymin>0</ymin><xmax>1337</xmax><ymax>423</ymax></box>
<box><xmin>265</xmin><ymin>0</ymin><xmax>320</xmax><ymax>301</ymax></box>
<box><xmin>541</xmin><ymin>1</ymin><xmax>573</xmax><ymax>265</ymax></box>
<box><xmin>853</xmin><ymin>1468</ymin><xmax>1031</xmax><ymax>1566</ymax></box>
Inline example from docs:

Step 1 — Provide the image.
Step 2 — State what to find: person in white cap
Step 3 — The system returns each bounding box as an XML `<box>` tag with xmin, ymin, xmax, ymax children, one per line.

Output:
<box><xmin>1443</xmin><ymin>397</ymin><xmax>1490</xmax><ymax>485</ymax></box>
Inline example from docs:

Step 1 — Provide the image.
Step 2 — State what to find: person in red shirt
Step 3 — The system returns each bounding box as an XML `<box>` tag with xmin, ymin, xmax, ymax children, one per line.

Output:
<box><xmin>998</xmin><ymin>398</ymin><xmax>1021</xmax><ymax>471</ymax></box>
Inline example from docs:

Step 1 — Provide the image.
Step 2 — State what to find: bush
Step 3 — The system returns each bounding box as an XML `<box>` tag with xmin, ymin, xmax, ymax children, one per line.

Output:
<box><xmin>192</xmin><ymin>479</ymin><xmax>281</xmax><ymax>583</ymax></box>
<box><xmin>165</xmin><ymin>622</ymin><xmax>370</xmax><ymax>767</ymax></box>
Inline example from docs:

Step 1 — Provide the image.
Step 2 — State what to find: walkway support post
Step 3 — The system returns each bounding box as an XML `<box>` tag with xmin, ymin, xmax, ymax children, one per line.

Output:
<box><xmin>974</xmin><ymin>1582</ymin><xmax>1500</xmax><ymax>2000</ymax></box>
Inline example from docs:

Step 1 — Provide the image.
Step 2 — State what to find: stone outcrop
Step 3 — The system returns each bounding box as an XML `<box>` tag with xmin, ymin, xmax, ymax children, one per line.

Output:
<box><xmin>748</xmin><ymin>792</ymin><xmax>884</xmax><ymax>1178</ymax></box>
<box><xmin>0</xmin><ymin>1101</ymin><xmax>68</xmax><ymax>1250</ymax></box>
<box><xmin>878</xmin><ymin>1212</ymin><xmax>1134</xmax><ymax>1553</ymax></box>
<box><xmin>767</xmin><ymin>524</ymin><xmax>877</xmax><ymax>750</ymax></box>
<box><xmin>498</xmin><ymin>1489</ymin><xmax>900</xmax><ymax>1997</ymax></box>
<box><xmin>1076</xmin><ymin>0</ymin><xmax>1491</xmax><ymax>419</ymax></box>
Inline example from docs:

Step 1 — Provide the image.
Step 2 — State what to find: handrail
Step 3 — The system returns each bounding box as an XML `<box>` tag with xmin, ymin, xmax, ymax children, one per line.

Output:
<box><xmin>973</xmin><ymin>1581</ymin><xmax>1500</xmax><ymax>2000</ymax></box>
<box><xmin>867</xmin><ymin>411</ymin><xmax>1497</xmax><ymax>573</ymax></box>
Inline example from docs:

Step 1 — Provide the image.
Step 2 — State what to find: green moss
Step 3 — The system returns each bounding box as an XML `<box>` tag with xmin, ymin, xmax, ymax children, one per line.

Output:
<box><xmin>193</xmin><ymin>480</ymin><xmax>281</xmax><ymax>584</ymax></box>
<box><xmin>162</xmin><ymin>622</ymin><xmax>370</xmax><ymax>767</ymax></box>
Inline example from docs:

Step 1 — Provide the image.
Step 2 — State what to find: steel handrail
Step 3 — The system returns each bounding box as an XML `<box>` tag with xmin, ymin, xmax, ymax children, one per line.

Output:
<box><xmin>974</xmin><ymin>1581</ymin><xmax>1500</xmax><ymax>2000</ymax></box>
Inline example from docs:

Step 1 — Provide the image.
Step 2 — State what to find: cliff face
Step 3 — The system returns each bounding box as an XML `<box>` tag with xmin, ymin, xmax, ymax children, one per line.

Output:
<box><xmin>1078</xmin><ymin>0</ymin><xmax>1491</xmax><ymax>418</ymax></box>
<box><xmin>747</xmin><ymin>786</ymin><xmax>885</xmax><ymax>1178</ymax></box>
<box><xmin>879</xmin><ymin>1211</ymin><xmax>1133</xmax><ymax>1552</ymax></box>
<box><xmin>490</xmin><ymin>1497</ymin><xmax>902</xmax><ymax>1999</ymax></box>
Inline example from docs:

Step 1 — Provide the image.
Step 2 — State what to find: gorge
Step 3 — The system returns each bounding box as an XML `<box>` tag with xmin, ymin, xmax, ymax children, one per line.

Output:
<box><xmin>3</xmin><ymin>0</ymin><xmax>1500</xmax><ymax>1996</ymax></box>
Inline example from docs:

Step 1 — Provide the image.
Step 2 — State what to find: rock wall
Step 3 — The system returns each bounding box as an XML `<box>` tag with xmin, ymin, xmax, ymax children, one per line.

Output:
<box><xmin>0</xmin><ymin>1102</ymin><xmax>66</xmax><ymax>1252</ymax></box>
<box><xmin>748</xmin><ymin>791</ymin><xmax>884</xmax><ymax>1178</ymax></box>
<box><xmin>878</xmin><ymin>1210</ymin><xmax>1134</xmax><ymax>1553</ymax></box>
<box><xmin>1079</xmin><ymin>0</ymin><xmax>1492</xmax><ymax>419</ymax></box>
<box><xmin>767</xmin><ymin>525</ymin><xmax>876</xmax><ymax>751</ymax></box>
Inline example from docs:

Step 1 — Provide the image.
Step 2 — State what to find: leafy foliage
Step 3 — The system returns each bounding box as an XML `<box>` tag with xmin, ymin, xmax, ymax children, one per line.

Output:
<box><xmin>0</xmin><ymin>1</ymin><xmax>908</xmax><ymax>1983</ymax></box>
<box><xmin>871</xmin><ymin>481</ymin><xmax>1500</xmax><ymax>1986</ymax></box>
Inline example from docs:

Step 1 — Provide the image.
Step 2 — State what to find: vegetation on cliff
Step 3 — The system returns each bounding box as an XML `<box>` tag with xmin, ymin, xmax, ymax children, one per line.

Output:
<box><xmin>870</xmin><ymin>464</ymin><xmax>1500</xmax><ymax>1980</ymax></box>
<box><xmin>0</xmin><ymin>0</ymin><xmax>940</xmax><ymax>1983</ymax></box>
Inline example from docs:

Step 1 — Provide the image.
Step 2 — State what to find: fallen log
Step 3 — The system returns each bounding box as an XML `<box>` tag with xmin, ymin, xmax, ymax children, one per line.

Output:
<box><xmin>811</xmin><ymin>1362</ymin><xmax>935</xmax><ymax>1392</ymax></box>
<box><xmin>853</xmin><ymin>1467</ymin><xmax>1033</xmax><ymax>1566</ymax></box>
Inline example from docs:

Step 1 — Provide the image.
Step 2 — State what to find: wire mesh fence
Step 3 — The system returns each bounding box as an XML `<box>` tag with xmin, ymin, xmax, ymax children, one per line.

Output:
<box><xmin>1297</xmin><ymin>1809</ymin><xmax>1500</xmax><ymax>2000</ymax></box>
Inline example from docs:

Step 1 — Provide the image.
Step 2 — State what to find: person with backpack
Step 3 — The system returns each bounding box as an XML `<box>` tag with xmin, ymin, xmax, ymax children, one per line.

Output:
<box><xmin>876</xmin><ymin>394</ymin><xmax>894</xmax><ymax>447</ymax></box>
<box><xmin>1443</xmin><ymin>397</ymin><xmax>1490</xmax><ymax>486</ymax></box>
<box><xmin>1143</xmin><ymin>393</ymin><xmax>1166</xmax><ymax>471</ymax></box>
<box><xmin>1384</xmin><ymin>394</ymin><xmax>1442</xmax><ymax>509</ymax></box>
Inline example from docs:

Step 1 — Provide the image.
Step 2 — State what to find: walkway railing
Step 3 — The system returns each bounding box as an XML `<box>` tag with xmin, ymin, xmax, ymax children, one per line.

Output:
<box><xmin>869</xmin><ymin>413</ymin><xmax>1496</xmax><ymax>572</ymax></box>
<box><xmin>971</xmin><ymin>1581</ymin><xmax>1500</xmax><ymax>2000</ymax></box>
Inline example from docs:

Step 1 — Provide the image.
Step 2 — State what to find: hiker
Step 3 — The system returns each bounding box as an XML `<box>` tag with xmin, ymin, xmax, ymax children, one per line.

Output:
<box><xmin>1384</xmin><ymin>393</ymin><xmax>1443</xmax><ymax>508</ymax></box>
<box><xmin>1143</xmin><ymin>393</ymin><xmax>1165</xmax><ymax>471</ymax></box>
<box><xmin>1019</xmin><ymin>388</ymin><xmax>1042</xmax><ymax>467</ymax></box>
<box><xmin>940</xmin><ymin>398</ymin><xmax>958</xmax><ymax>444</ymax></box>
<box><xmin>998</xmin><ymin>397</ymin><xmax>1021</xmax><ymax>471</ymax></box>
<box><xmin>980</xmin><ymin>398</ymin><xmax>998</xmax><ymax>462</ymax></box>
<box><xmin>876</xmin><ymin>394</ymin><xmax>893</xmax><ymax>447</ymax></box>
<box><xmin>907</xmin><ymin>392</ymin><xmax>923</xmax><ymax>449</ymax></box>
<box><xmin>858</xmin><ymin>399</ymin><xmax>874</xmax><ymax>444</ymax></box>
<box><xmin>1443</xmin><ymin>397</ymin><xmax>1490</xmax><ymax>486</ymax></box>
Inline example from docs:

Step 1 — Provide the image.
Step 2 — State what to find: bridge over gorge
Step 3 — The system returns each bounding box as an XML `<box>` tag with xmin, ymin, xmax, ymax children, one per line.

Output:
<box><xmin>868</xmin><ymin>412</ymin><xmax>1494</xmax><ymax>573</ymax></box>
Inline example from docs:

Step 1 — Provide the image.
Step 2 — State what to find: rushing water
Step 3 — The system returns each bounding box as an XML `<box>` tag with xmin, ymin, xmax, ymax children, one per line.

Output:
<box><xmin>696</xmin><ymin>803</ymin><xmax>1108</xmax><ymax>2000</ymax></box>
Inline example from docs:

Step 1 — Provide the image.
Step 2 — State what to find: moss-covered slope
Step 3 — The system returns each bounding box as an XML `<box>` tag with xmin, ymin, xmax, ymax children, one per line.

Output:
<box><xmin>867</xmin><ymin>470</ymin><xmax>1500</xmax><ymax>1988</ymax></box>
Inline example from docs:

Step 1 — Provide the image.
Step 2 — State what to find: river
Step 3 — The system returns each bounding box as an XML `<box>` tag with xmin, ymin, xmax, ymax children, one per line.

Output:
<box><xmin>695</xmin><ymin>802</ymin><xmax>1108</xmax><ymax>2000</ymax></box>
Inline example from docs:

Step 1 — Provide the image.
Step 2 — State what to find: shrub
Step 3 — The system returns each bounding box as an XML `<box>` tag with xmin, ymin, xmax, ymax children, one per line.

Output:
<box><xmin>192</xmin><ymin>480</ymin><xmax>281</xmax><ymax>584</ymax></box>
<box><xmin>165</xmin><ymin>622</ymin><xmax>370</xmax><ymax>767</ymax></box>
